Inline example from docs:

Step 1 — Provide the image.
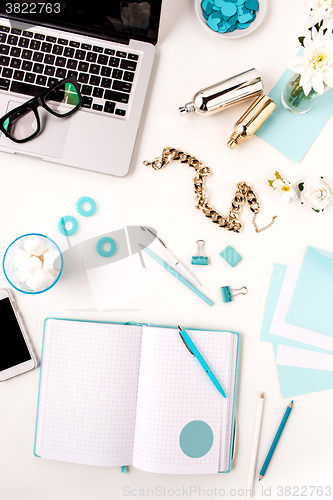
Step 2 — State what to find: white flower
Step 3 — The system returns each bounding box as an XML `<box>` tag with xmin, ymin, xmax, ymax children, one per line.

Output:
<box><xmin>306</xmin><ymin>0</ymin><xmax>333</xmax><ymax>30</ymax></box>
<box><xmin>300</xmin><ymin>177</ymin><xmax>333</xmax><ymax>210</ymax></box>
<box><xmin>272</xmin><ymin>179</ymin><xmax>298</xmax><ymax>204</ymax></box>
<box><xmin>289</xmin><ymin>28</ymin><xmax>333</xmax><ymax>95</ymax></box>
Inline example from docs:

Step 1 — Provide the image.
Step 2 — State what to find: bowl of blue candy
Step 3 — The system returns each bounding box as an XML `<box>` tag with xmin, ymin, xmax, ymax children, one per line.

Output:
<box><xmin>195</xmin><ymin>0</ymin><xmax>266</xmax><ymax>39</ymax></box>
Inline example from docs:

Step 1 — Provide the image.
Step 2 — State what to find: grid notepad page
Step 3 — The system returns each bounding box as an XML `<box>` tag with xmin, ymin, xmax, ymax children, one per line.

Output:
<box><xmin>34</xmin><ymin>319</ymin><xmax>142</xmax><ymax>467</ymax></box>
<box><xmin>132</xmin><ymin>327</ymin><xmax>238</xmax><ymax>474</ymax></box>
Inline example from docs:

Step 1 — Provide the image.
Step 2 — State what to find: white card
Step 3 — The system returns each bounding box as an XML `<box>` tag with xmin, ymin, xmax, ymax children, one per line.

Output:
<box><xmin>276</xmin><ymin>344</ymin><xmax>333</xmax><ymax>371</ymax></box>
<box><xmin>269</xmin><ymin>264</ymin><xmax>333</xmax><ymax>352</ymax></box>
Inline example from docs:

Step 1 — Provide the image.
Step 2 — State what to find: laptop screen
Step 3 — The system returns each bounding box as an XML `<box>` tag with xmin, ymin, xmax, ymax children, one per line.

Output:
<box><xmin>0</xmin><ymin>1</ymin><xmax>162</xmax><ymax>45</ymax></box>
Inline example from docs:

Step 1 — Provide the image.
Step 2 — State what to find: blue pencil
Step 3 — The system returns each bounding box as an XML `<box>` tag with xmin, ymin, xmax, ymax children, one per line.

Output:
<box><xmin>259</xmin><ymin>401</ymin><xmax>293</xmax><ymax>480</ymax></box>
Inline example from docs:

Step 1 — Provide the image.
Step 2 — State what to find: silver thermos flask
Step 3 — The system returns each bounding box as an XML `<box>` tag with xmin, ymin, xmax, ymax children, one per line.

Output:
<box><xmin>179</xmin><ymin>68</ymin><xmax>263</xmax><ymax>116</ymax></box>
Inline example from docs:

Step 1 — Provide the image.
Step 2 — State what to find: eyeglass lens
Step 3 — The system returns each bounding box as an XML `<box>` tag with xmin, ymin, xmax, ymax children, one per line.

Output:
<box><xmin>3</xmin><ymin>108</ymin><xmax>38</xmax><ymax>141</ymax></box>
<box><xmin>44</xmin><ymin>82</ymin><xmax>80</xmax><ymax>116</ymax></box>
<box><xmin>2</xmin><ymin>81</ymin><xmax>80</xmax><ymax>141</ymax></box>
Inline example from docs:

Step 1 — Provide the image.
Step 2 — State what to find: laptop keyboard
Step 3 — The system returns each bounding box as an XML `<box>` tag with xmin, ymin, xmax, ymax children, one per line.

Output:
<box><xmin>0</xmin><ymin>25</ymin><xmax>140</xmax><ymax>117</ymax></box>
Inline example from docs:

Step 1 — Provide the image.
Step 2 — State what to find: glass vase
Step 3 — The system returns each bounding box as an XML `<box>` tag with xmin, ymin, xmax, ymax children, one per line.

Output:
<box><xmin>281</xmin><ymin>72</ymin><xmax>328</xmax><ymax>114</ymax></box>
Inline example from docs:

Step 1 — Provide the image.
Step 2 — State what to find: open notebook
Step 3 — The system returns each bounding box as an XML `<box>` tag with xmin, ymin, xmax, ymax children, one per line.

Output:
<box><xmin>34</xmin><ymin>318</ymin><xmax>240</xmax><ymax>474</ymax></box>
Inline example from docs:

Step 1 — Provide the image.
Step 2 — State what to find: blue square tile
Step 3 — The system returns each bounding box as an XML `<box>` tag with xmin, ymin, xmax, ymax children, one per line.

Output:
<box><xmin>220</xmin><ymin>245</ymin><xmax>242</xmax><ymax>267</ymax></box>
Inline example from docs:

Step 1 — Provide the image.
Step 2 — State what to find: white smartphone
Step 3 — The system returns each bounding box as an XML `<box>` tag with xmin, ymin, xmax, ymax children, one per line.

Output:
<box><xmin>0</xmin><ymin>288</ymin><xmax>37</xmax><ymax>381</ymax></box>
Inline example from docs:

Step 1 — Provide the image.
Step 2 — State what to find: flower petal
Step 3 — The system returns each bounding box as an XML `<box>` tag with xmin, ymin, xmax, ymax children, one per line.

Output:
<box><xmin>302</xmin><ymin>78</ymin><xmax>313</xmax><ymax>96</ymax></box>
<box><xmin>272</xmin><ymin>179</ymin><xmax>284</xmax><ymax>188</ymax></box>
<box><xmin>288</xmin><ymin>56</ymin><xmax>306</xmax><ymax>73</ymax></box>
<box><xmin>312</xmin><ymin>74</ymin><xmax>325</xmax><ymax>94</ymax></box>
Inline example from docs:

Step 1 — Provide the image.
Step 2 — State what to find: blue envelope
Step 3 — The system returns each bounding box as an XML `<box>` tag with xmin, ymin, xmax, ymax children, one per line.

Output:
<box><xmin>286</xmin><ymin>246</ymin><xmax>333</xmax><ymax>337</ymax></box>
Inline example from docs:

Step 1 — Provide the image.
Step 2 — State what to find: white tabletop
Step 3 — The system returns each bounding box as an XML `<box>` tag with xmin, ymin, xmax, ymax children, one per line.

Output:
<box><xmin>1</xmin><ymin>1</ymin><xmax>333</xmax><ymax>499</ymax></box>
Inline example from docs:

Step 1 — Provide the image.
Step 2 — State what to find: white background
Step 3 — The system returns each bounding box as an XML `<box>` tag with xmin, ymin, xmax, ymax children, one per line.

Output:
<box><xmin>1</xmin><ymin>0</ymin><xmax>333</xmax><ymax>499</ymax></box>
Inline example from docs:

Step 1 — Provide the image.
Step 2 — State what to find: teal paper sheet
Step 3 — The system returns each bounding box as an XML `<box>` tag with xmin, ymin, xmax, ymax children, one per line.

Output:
<box><xmin>260</xmin><ymin>264</ymin><xmax>331</xmax><ymax>353</ymax></box>
<box><xmin>286</xmin><ymin>246</ymin><xmax>333</xmax><ymax>337</ymax></box>
<box><xmin>272</xmin><ymin>345</ymin><xmax>333</xmax><ymax>398</ymax></box>
<box><xmin>256</xmin><ymin>55</ymin><xmax>333</xmax><ymax>162</ymax></box>
<box><xmin>261</xmin><ymin>264</ymin><xmax>333</xmax><ymax>397</ymax></box>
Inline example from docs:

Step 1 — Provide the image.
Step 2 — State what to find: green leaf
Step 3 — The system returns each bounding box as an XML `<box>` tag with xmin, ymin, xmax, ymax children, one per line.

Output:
<box><xmin>298</xmin><ymin>36</ymin><xmax>305</xmax><ymax>47</ymax></box>
<box><xmin>298</xmin><ymin>182</ymin><xmax>304</xmax><ymax>191</ymax></box>
<box><xmin>268</xmin><ymin>179</ymin><xmax>274</xmax><ymax>187</ymax></box>
<box><xmin>274</xmin><ymin>171</ymin><xmax>283</xmax><ymax>181</ymax></box>
<box><xmin>312</xmin><ymin>208</ymin><xmax>321</xmax><ymax>212</ymax></box>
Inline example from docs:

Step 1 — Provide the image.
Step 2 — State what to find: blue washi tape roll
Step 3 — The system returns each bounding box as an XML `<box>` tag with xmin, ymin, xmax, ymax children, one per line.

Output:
<box><xmin>57</xmin><ymin>215</ymin><xmax>79</xmax><ymax>237</ymax></box>
<box><xmin>76</xmin><ymin>196</ymin><xmax>97</xmax><ymax>217</ymax></box>
<box><xmin>96</xmin><ymin>237</ymin><xmax>117</xmax><ymax>258</ymax></box>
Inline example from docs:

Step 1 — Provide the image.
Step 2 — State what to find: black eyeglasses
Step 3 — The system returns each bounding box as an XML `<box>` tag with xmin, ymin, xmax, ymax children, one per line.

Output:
<box><xmin>0</xmin><ymin>76</ymin><xmax>82</xmax><ymax>143</ymax></box>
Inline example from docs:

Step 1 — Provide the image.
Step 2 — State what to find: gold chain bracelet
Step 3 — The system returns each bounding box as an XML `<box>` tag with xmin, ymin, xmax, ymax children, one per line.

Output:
<box><xmin>144</xmin><ymin>147</ymin><xmax>277</xmax><ymax>233</ymax></box>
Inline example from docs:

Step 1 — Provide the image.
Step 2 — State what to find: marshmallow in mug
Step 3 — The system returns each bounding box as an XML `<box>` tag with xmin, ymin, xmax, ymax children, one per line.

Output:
<box><xmin>11</xmin><ymin>245</ymin><xmax>31</xmax><ymax>268</ymax></box>
<box><xmin>18</xmin><ymin>256</ymin><xmax>42</xmax><ymax>282</ymax></box>
<box><xmin>23</xmin><ymin>235</ymin><xmax>48</xmax><ymax>256</ymax></box>
<box><xmin>26</xmin><ymin>268</ymin><xmax>56</xmax><ymax>292</ymax></box>
<box><xmin>43</xmin><ymin>250</ymin><xmax>61</xmax><ymax>277</ymax></box>
<box><xmin>11</xmin><ymin>236</ymin><xmax>61</xmax><ymax>291</ymax></box>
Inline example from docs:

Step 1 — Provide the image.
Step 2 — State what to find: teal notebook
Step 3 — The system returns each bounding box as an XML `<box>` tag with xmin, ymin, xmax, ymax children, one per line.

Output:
<box><xmin>34</xmin><ymin>318</ymin><xmax>240</xmax><ymax>474</ymax></box>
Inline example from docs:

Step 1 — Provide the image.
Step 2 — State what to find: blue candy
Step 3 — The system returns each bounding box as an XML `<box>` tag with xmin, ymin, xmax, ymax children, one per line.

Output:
<box><xmin>202</xmin><ymin>0</ymin><xmax>215</xmax><ymax>15</ymax></box>
<box><xmin>207</xmin><ymin>13</ymin><xmax>222</xmax><ymax>30</ymax></box>
<box><xmin>201</xmin><ymin>0</ymin><xmax>259</xmax><ymax>33</ymax></box>
<box><xmin>221</xmin><ymin>1</ymin><xmax>237</xmax><ymax>18</ymax></box>
<box><xmin>201</xmin><ymin>0</ymin><xmax>214</xmax><ymax>9</ymax></box>
<box><xmin>206</xmin><ymin>3</ymin><xmax>214</xmax><ymax>15</ymax></box>
<box><xmin>218</xmin><ymin>22</ymin><xmax>228</xmax><ymax>32</ymax></box>
<box><xmin>237</xmin><ymin>21</ymin><xmax>251</xmax><ymax>28</ymax></box>
<box><xmin>228</xmin><ymin>12</ymin><xmax>238</xmax><ymax>25</ymax></box>
<box><xmin>245</xmin><ymin>0</ymin><xmax>259</xmax><ymax>10</ymax></box>
<box><xmin>238</xmin><ymin>12</ymin><xmax>253</xmax><ymax>22</ymax></box>
<box><xmin>202</xmin><ymin>8</ymin><xmax>209</xmax><ymax>18</ymax></box>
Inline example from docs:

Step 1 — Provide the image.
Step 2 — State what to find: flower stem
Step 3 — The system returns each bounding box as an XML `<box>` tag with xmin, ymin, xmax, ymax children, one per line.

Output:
<box><xmin>287</xmin><ymin>74</ymin><xmax>317</xmax><ymax>108</ymax></box>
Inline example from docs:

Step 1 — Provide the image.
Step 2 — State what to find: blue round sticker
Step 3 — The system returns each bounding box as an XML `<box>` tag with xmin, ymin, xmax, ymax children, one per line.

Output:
<box><xmin>179</xmin><ymin>420</ymin><xmax>214</xmax><ymax>458</ymax></box>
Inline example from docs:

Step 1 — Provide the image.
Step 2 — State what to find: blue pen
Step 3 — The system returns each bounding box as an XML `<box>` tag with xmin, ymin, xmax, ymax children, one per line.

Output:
<box><xmin>259</xmin><ymin>401</ymin><xmax>293</xmax><ymax>481</ymax></box>
<box><xmin>178</xmin><ymin>326</ymin><xmax>226</xmax><ymax>398</ymax></box>
<box><xmin>140</xmin><ymin>245</ymin><xmax>213</xmax><ymax>306</ymax></box>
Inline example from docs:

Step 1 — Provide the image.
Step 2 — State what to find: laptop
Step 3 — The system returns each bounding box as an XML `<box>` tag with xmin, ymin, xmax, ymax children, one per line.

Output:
<box><xmin>0</xmin><ymin>1</ymin><xmax>162</xmax><ymax>176</ymax></box>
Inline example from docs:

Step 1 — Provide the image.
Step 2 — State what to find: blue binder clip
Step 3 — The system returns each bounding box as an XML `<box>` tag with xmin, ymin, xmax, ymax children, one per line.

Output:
<box><xmin>221</xmin><ymin>286</ymin><xmax>247</xmax><ymax>303</ymax></box>
<box><xmin>192</xmin><ymin>240</ymin><xmax>208</xmax><ymax>266</ymax></box>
